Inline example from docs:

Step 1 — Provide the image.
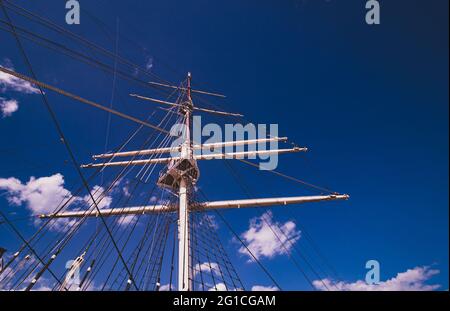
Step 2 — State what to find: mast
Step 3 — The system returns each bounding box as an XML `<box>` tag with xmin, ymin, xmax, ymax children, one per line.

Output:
<box><xmin>178</xmin><ymin>72</ymin><xmax>193</xmax><ymax>291</ymax></box>
<box><xmin>34</xmin><ymin>69</ymin><xmax>351</xmax><ymax>291</ymax></box>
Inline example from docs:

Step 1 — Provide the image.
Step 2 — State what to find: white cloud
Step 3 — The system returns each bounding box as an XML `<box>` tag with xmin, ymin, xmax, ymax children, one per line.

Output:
<box><xmin>0</xmin><ymin>97</ymin><xmax>18</xmax><ymax>118</ymax></box>
<box><xmin>0</xmin><ymin>174</ymin><xmax>80</xmax><ymax>231</ymax></box>
<box><xmin>117</xmin><ymin>215</ymin><xmax>137</xmax><ymax>226</ymax></box>
<box><xmin>0</xmin><ymin>174</ymin><xmax>114</xmax><ymax>231</ymax></box>
<box><xmin>32</xmin><ymin>283</ymin><xmax>53</xmax><ymax>291</ymax></box>
<box><xmin>251</xmin><ymin>285</ymin><xmax>279</xmax><ymax>291</ymax></box>
<box><xmin>0</xmin><ymin>60</ymin><xmax>40</xmax><ymax>94</ymax></box>
<box><xmin>313</xmin><ymin>266</ymin><xmax>441</xmax><ymax>291</ymax></box>
<box><xmin>208</xmin><ymin>282</ymin><xmax>227</xmax><ymax>291</ymax></box>
<box><xmin>0</xmin><ymin>174</ymin><xmax>72</xmax><ymax>215</ymax></box>
<box><xmin>239</xmin><ymin>211</ymin><xmax>301</xmax><ymax>260</ymax></box>
<box><xmin>0</xmin><ymin>256</ymin><xmax>55</xmax><ymax>291</ymax></box>
<box><xmin>0</xmin><ymin>59</ymin><xmax>40</xmax><ymax>119</ymax></box>
<box><xmin>159</xmin><ymin>283</ymin><xmax>174</xmax><ymax>291</ymax></box>
<box><xmin>82</xmin><ymin>185</ymin><xmax>112</xmax><ymax>210</ymax></box>
<box><xmin>194</xmin><ymin>262</ymin><xmax>220</xmax><ymax>277</ymax></box>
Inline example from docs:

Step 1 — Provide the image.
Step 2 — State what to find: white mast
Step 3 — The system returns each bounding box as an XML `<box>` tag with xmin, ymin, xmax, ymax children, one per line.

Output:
<box><xmin>178</xmin><ymin>72</ymin><xmax>193</xmax><ymax>291</ymax></box>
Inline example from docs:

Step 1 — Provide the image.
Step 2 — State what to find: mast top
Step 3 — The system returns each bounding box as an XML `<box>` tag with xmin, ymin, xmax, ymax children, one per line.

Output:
<box><xmin>187</xmin><ymin>72</ymin><xmax>192</xmax><ymax>101</ymax></box>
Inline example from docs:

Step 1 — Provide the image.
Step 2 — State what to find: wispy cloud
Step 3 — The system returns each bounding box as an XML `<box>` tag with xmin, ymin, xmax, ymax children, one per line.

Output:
<box><xmin>238</xmin><ymin>211</ymin><xmax>301</xmax><ymax>261</ymax></box>
<box><xmin>145</xmin><ymin>56</ymin><xmax>153</xmax><ymax>71</ymax></box>
<box><xmin>198</xmin><ymin>214</ymin><xmax>219</xmax><ymax>230</ymax></box>
<box><xmin>0</xmin><ymin>59</ymin><xmax>39</xmax><ymax>118</ymax></box>
<box><xmin>313</xmin><ymin>265</ymin><xmax>441</xmax><ymax>291</ymax></box>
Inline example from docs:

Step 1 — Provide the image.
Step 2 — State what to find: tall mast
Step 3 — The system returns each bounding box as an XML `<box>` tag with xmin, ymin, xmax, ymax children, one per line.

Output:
<box><xmin>178</xmin><ymin>72</ymin><xmax>193</xmax><ymax>291</ymax></box>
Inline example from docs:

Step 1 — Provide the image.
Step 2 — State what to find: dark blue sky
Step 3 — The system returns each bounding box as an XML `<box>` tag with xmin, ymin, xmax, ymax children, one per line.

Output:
<box><xmin>0</xmin><ymin>0</ymin><xmax>448</xmax><ymax>290</ymax></box>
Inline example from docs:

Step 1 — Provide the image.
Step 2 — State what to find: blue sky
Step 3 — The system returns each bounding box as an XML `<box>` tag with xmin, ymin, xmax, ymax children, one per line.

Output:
<box><xmin>0</xmin><ymin>0</ymin><xmax>448</xmax><ymax>291</ymax></box>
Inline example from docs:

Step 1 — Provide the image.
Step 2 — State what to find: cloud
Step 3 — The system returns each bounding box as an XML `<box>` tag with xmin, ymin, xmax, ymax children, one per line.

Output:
<box><xmin>208</xmin><ymin>282</ymin><xmax>227</xmax><ymax>291</ymax></box>
<box><xmin>0</xmin><ymin>174</ymin><xmax>114</xmax><ymax>231</ymax></box>
<box><xmin>82</xmin><ymin>185</ymin><xmax>112</xmax><ymax>210</ymax></box>
<box><xmin>117</xmin><ymin>215</ymin><xmax>137</xmax><ymax>226</ymax></box>
<box><xmin>0</xmin><ymin>174</ymin><xmax>72</xmax><ymax>215</ymax></box>
<box><xmin>193</xmin><ymin>263</ymin><xmax>243</xmax><ymax>291</ymax></box>
<box><xmin>32</xmin><ymin>283</ymin><xmax>53</xmax><ymax>291</ymax></box>
<box><xmin>238</xmin><ymin>211</ymin><xmax>301</xmax><ymax>260</ymax></box>
<box><xmin>0</xmin><ymin>60</ymin><xmax>40</xmax><ymax>94</ymax></box>
<box><xmin>0</xmin><ymin>255</ymin><xmax>54</xmax><ymax>291</ymax></box>
<box><xmin>251</xmin><ymin>285</ymin><xmax>279</xmax><ymax>291</ymax></box>
<box><xmin>198</xmin><ymin>214</ymin><xmax>219</xmax><ymax>230</ymax></box>
<box><xmin>193</xmin><ymin>262</ymin><xmax>220</xmax><ymax>277</ymax></box>
<box><xmin>313</xmin><ymin>266</ymin><xmax>441</xmax><ymax>291</ymax></box>
<box><xmin>0</xmin><ymin>59</ymin><xmax>40</xmax><ymax>118</ymax></box>
<box><xmin>0</xmin><ymin>97</ymin><xmax>18</xmax><ymax>118</ymax></box>
<box><xmin>159</xmin><ymin>283</ymin><xmax>174</xmax><ymax>291</ymax></box>
<box><xmin>145</xmin><ymin>56</ymin><xmax>153</xmax><ymax>71</ymax></box>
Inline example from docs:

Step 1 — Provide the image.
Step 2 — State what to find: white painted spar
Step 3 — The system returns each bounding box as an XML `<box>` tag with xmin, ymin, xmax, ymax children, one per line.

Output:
<box><xmin>82</xmin><ymin>147</ymin><xmax>305</xmax><ymax>168</ymax></box>
<box><xmin>91</xmin><ymin>137</ymin><xmax>288</xmax><ymax>159</ymax></box>
<box><xmin>38</xmin><ymin>205</ymin><xmax>174</xmax><ymax>218</ymax></box>
<box><xmin>195</xmin><ymin>147</ymin><xmax>307</xmax><ymax>160</ymax></box>
<box><xmin>201</xmin><ymin>194</ymin><xmax>349</xmax><ymax>209</ymax></box>
<box><xmin>80</xmin><ymin>156</ymin><xmax>177</xmax><ymax>168</ymax></box>
<box><xmin>38</xmin><ymin>194</ymin><xmax>349</xmax><ymax>219</ymax></box>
